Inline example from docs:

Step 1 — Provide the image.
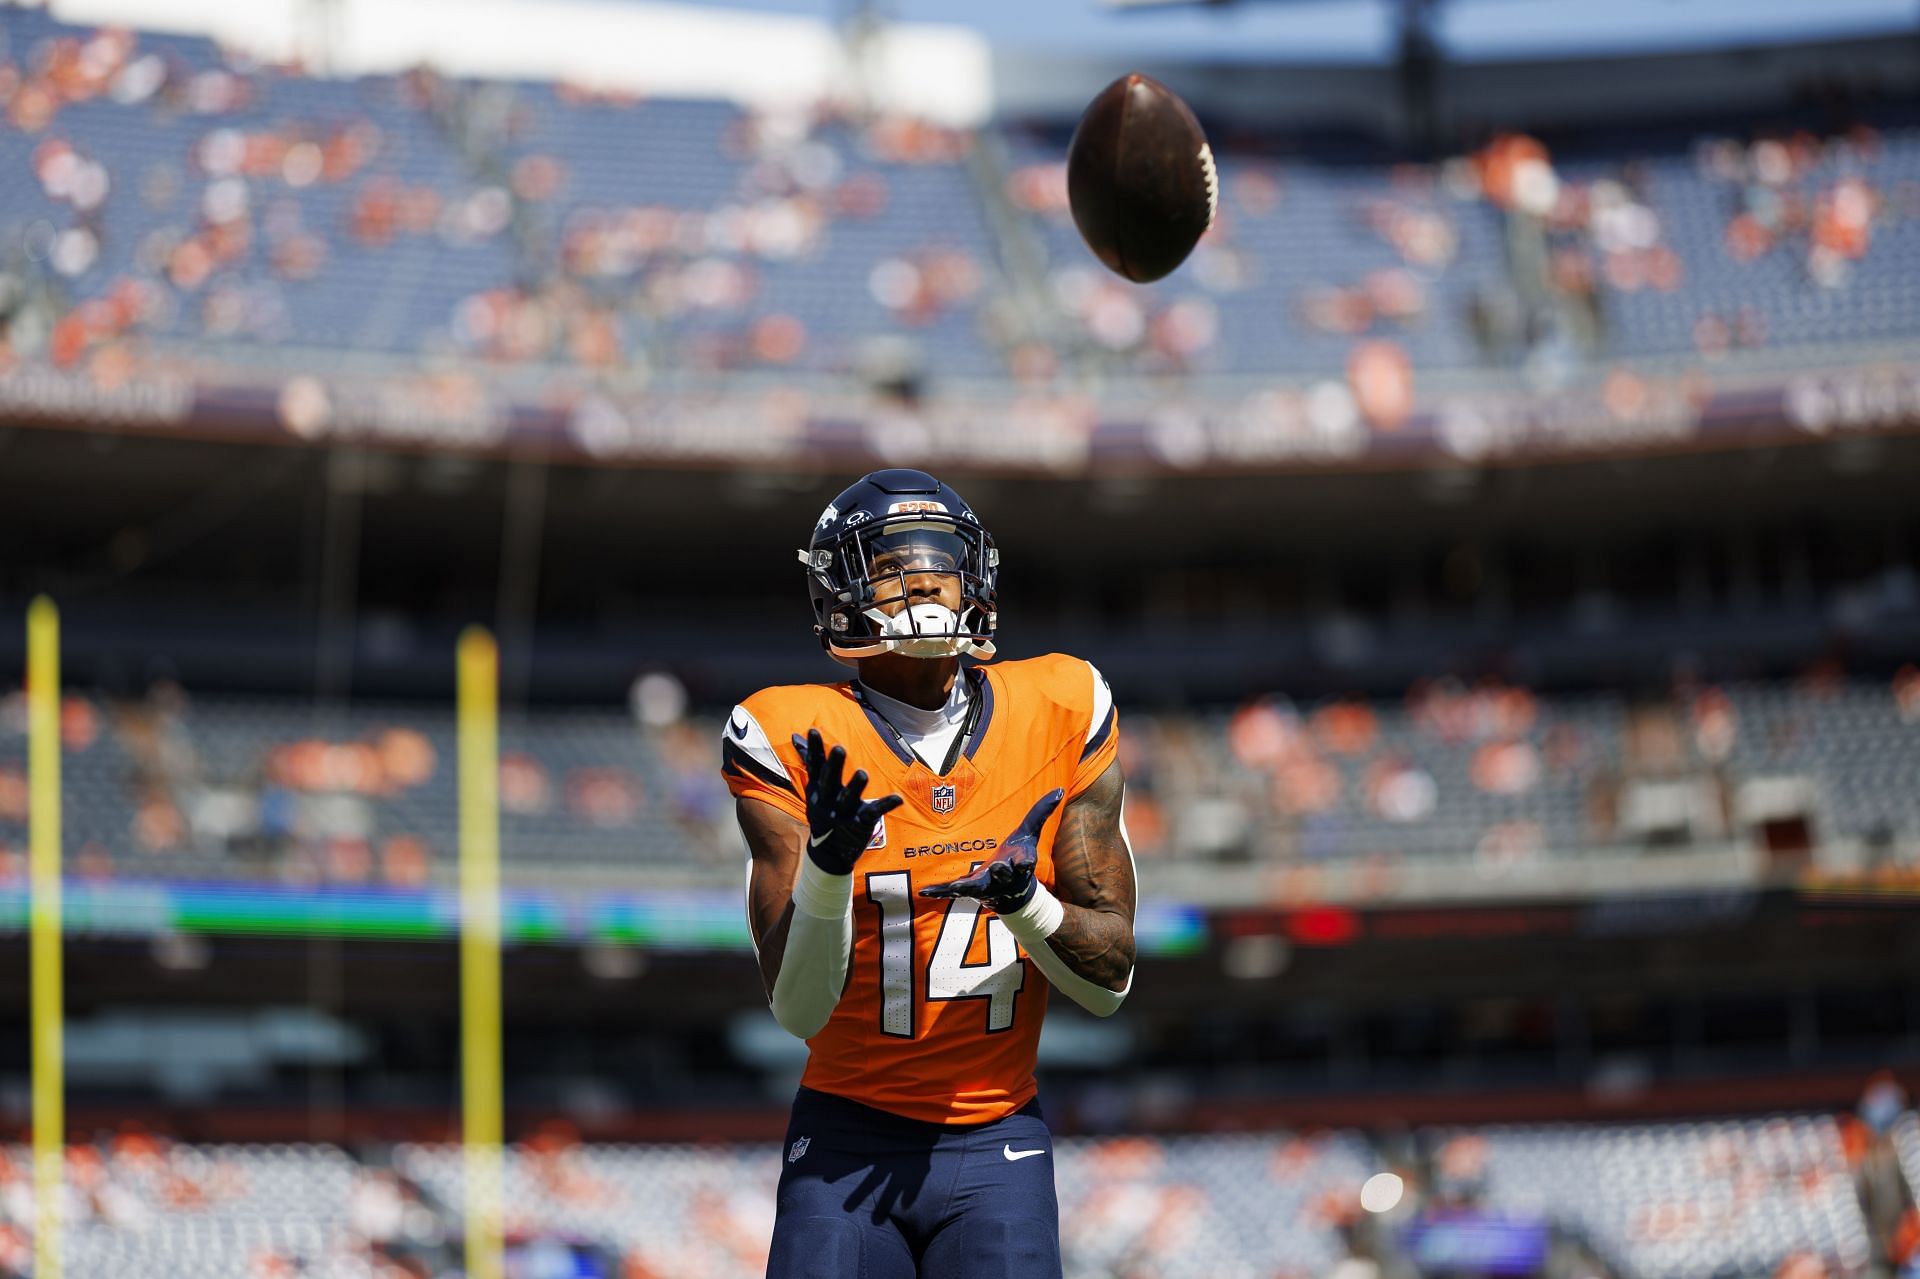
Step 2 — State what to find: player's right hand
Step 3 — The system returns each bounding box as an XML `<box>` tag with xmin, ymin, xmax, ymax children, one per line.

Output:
<box><xmin>917</xmin><ymin>787</ymin><xmax>1064</xmax><ymax>915</ymax></box>
<box><xmin>790</xmin><ymin>728</ymin><xmax>902</xmax><ymax>876</ymax></box>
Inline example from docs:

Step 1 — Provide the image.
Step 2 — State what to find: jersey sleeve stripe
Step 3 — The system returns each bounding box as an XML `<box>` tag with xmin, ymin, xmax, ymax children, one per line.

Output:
<box><xmin>1087</xmin><ymin>662</ymin><xmax>1114</xmax><ymax>745</ymax></box>
<box><xmin>724</xmin><ymin>705</ymin><xmax>786</xmax><ymax>774</ymax></box>
<box><xmin>722</xmin><ymin>738</ymin><xmax>800</xmax><ymax>798</ymax></box>
<box><xmin>1081</xmin><ymin>703</ymin><xmax>1118</xmax><ymax>763</ymax></box>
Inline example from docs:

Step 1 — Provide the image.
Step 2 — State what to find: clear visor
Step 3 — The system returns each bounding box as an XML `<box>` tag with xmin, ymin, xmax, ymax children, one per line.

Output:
<box><xmin>863</xmin><ymin>525</ymin><xmax>968</xmax><ymax>578</ymax></box>
<box><xmin>861</xmin><ymin>524</ymin><xmax>970</xmax><ymax>609</ymax></box>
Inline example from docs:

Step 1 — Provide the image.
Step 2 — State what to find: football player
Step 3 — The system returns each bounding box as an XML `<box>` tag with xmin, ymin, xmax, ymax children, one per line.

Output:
<box><xmin>722</xmin><ymin>468</ymin><xmax>1137</xmax><ymax>1279</ymax></box>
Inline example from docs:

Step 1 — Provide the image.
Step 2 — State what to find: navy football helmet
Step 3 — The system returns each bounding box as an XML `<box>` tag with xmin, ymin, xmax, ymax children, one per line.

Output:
<box><xmin>800</xmin><ymin>469</ymin><xmax>998</xmax><ymax>661</ymax></box>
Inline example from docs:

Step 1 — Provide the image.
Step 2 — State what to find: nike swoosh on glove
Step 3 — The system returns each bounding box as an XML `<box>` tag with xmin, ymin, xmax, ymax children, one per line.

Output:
<box><xmin>790</xmin><ymin>727</ymin><xmax>903</xmax><ymax>876</ymax></box>
<box><xmin>918</xmin><ymin>788</ymin><xmax>1065</xmax><ymax>915</ymax></box>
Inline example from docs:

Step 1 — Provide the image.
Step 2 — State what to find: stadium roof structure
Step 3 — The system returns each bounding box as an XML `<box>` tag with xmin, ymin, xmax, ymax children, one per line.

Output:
<box><xmin>45</xmin><ymin>0</ymin><xmax>996</xmax><ymax>122</ymax></box>
<box><xmin>1095</xmin><ymin>0</ymin><xmax>1917</xmax><ymax>63</ymax></box>
<box><xmin>52</xmin><ymin>0</ymin><xmax>1920</xmax><ymax>79</ymax></box>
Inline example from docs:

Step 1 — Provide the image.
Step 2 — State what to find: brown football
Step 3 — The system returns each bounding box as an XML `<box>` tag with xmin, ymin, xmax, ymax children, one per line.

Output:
<box><xmin>1066</xmin><ymin>73</ymin><xmax>1217</xmax><ymax>284</ymax></box>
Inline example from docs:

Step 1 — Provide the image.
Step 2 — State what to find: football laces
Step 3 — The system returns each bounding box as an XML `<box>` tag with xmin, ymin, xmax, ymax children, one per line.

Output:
<box><xmin>1198</xmin><ymin>142</ymin><xmax>1219</xmax><ymax>228</ymax></box>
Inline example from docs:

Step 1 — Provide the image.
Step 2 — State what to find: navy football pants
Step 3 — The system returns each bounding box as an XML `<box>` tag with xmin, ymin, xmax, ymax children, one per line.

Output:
<box><xmin>767</xmin><ymin>1086</ymin><xmax>1063</xmax><ymax>1279</ymax></box>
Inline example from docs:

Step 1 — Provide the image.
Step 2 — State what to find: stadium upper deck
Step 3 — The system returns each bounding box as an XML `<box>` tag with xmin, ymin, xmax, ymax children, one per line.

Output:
<box><xmin>1</xmin><ymin>6</ymin><xmax>1916</xmax><ymax>395</ymax></box>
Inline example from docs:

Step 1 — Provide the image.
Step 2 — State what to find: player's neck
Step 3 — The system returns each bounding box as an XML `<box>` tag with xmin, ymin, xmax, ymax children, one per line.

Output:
<box><xmin>856</xmin><ymin>654</ymin><xmax>960</xmax><ymax>711</ymax></box>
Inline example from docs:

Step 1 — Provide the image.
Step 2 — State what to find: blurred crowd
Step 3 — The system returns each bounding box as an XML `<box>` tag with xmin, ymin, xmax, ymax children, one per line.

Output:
<box><xmin>1002</xmin><ymin>137</ymin><xmax>1466</xmax><ymax>381</ymax></box>
<box><xmin>3</xmin><ymin>10</ymin><xmax>1916</xmax><ymax>403</ymax></box>
<box><xmin>1483</xmin><ymin>111</ymin><xmax>1915</xmax><ymax>369</ymax></box>
<box><xmin>446</xmin><ymin>91</ymin><xmax>990</xmax><ymax>374</ymax></box>
<box><xmin>1</xmin><ymin>1084</ymin><xmax>1913</xmax><ymax>1279</ymax></box>
<box><xmin>0</xmin><ymin>1125</ymin><xmax>633</xmax><ymax>1279</ymax></box>
<box><xmin>0</xmin><ymin>673</ymin><xmax>734</xmax><ymax>889</ymax></box>
<box><xmin>1701</xmin><ymin>130</ymin><xmax>1887</xmax><ymax>293</ymax></box>
<box><xmin>2</xmin><ymin>660</ymin><xmax>1918</xmax><ymax>888</ymax></box>
<box><xmin>0</xmin><ymin>10</ymin><xmax>1002</xmax><ymax>384</ymax></box>
<box><xmin>1005</xmin><ymin>94</ymin><xmax>1919</xmax><ymax>386</ymax></box>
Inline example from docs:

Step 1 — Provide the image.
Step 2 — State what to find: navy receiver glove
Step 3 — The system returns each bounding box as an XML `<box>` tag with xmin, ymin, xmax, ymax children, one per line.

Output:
<box><xmin>790</xmin><ymin>728</ymin><xmax>903</xmax><ymax>876</ymax></box>
<box><xmin>919</xmin><ymin>788</ymin><xmax>1065</xmax><ymax>915</ymax></box>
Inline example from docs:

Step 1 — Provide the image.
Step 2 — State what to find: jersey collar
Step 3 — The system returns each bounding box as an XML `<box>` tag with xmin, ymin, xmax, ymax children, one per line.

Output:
<box><xmin>850</xmin><ymin>666</ymin><xmax>995</xmax><ymax>776</ymax></box>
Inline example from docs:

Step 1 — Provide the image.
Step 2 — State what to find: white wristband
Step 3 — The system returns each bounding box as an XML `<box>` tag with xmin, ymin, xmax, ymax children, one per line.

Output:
<box><xmin>791</xmin><ymin>854</ymin><xmax>853</xmax><ymax>920</ymax></box>
<box><xmin>997</xmin><ymin>881</ymin><xmax>1065</xmax><ymax>940</ymax></box>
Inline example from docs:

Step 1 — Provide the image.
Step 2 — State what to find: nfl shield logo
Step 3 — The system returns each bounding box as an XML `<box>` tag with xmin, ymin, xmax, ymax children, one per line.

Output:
<box><xmin>931</xmin><ymin>783</ymin><xmax>956</xmax><ymax>814</ymax></box>
<box><xmin>788</xmin><ymin>1136</ymin><xmax>810</xmax><ymax>1164</ymax></box>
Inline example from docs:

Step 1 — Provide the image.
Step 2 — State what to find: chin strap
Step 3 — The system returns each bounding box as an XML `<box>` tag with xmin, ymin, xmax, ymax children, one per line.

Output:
<box><xmin>827</xmin><ymin>635</ymin><xmax>996</xmax><ymax>664</ymax></box>
<box><xmin>826</xmin><ymin>602</ymin><xmax>996</xmax><ymax>662</ymax></box>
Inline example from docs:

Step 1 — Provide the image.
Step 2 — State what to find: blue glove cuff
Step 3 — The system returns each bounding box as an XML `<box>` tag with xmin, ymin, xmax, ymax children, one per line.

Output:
<box><xmin>804</xmin><ymin>827</ymin><xmax>866</xmax><ymax>877</ymax></box>
<box><xmin>985</xmin><ymin>873</ymin><xmax>1039</xmax><ymax>918</ymax></box>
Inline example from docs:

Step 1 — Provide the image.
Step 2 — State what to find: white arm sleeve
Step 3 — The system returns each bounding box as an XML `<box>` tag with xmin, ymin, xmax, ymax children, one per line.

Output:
<box><xmin>995</xmin><ymin>788</ymin><xmax>1138</xmax><ymax>1019</ymax></box>
<box><xmin>768</xmin><ymin>855</ymin><xmax>853</xmax><ymax>1040</ymax></box>
<box><xmin>1001</xmin><ymin>891</ymin><xmax>1132</xmax><ymax>1017</ymax></box>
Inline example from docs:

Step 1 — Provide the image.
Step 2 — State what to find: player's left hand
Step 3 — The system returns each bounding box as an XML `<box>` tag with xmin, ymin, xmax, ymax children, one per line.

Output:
<box><xmin>918</xmin><ymin>788</ymin><xmax>1065</xmax><ymax>915</ymax></box>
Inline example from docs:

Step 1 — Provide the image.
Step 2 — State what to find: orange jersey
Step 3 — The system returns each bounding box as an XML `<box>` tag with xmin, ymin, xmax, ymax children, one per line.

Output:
<box><xmin>723</xmin><ymin>653</ymin><xmax>1119</xmax><ymax>1125</ymax></box>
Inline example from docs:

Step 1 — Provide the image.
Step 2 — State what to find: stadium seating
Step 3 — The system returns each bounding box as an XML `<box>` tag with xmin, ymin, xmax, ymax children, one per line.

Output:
<box><xmin>1</xmin><ymin>1133</ymin><xmax>1370</xmax><ymax>1278</ymax></box>
<box><xmin>2</xmin><ymin>673</ymin><xmax>1916</xmax><ymax>883</ymax></box>
<box><xmin>0</xmin><ymin>9</ymin><xmax>1012</xmax><ymax>379</ymax></box>
<box><xmin>1893</xmin><ymin>1110</ymin><xmax>1920</xmax><ymax>1205</ymax></box>
<box><xmin>1179</xmin><ymin>685</ymin><xmax>1617</xmax><ymax>867</ymax></box>
<box><xmin>1545</xmin><ymin>108</ymin><xmax>1920</xmax><ymax>361</ymax></box>
<box><xmin>11</xmin><ymin>1141</ymin><xmax>365</xmax><ymax>1279</ymax></box>
<box><xmin>1052</xmin><ymin>1130</ymin><xmax>1374</xmax><ymax>1278</ymax></box>
<box><xmin>400</xmin><ymin>1130</ymin><xmax>1375</xmax><ymax>1278</ymax></box>
<box><xmin>1425</xmin><ymin>1116</ymin><xmax>1874</xmax><ymax>1279</ymax></box>
<box><xmin>1721</xmin><ymin>680</ymin><xmax>1920</xmax><ymax>845</ymax></box>
<box><xmin>0</xmin><ymin>1116</ymin><xmax>1880</xmax><ymax>1278</ymax></box>
<box><xmin>999</xmin><ymin>123</ymin><xmax>1511</xmax><ymax>376</ymax></box>
<box><xmin>6</xmin><ymin>7</ymin><xmax>1918</xmax><ymax>386</ymax></box>
<box><xmin>0</xmin><ymin>689</ymin><xmax>731</xmax><ymax>881</ymax></box>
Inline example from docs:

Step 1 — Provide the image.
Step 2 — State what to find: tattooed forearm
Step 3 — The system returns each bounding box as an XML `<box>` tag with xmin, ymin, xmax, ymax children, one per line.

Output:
<box><xmin>1048</xmin><ymin>902</ymin><xmax>1135</xmax><ymax>990</ymax></box>
<box><xmin>1044</xmin><ymin>761</ymin><xmax>1137</xmax><ymax>991</ymax></box>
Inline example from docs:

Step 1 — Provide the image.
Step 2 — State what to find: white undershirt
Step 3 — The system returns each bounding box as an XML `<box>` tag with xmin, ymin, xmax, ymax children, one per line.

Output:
<box><xmin>858</xmin><ymin>678</ymin><xmax>971</xmax><ymax>770</ymax></box>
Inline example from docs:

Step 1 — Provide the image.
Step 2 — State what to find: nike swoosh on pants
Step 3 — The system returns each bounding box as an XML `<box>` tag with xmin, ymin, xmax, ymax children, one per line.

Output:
<box><xmin>1002</xmin><ymin>1145</ymin><xmax>1047</xmax><ymax>1162</ymax></box>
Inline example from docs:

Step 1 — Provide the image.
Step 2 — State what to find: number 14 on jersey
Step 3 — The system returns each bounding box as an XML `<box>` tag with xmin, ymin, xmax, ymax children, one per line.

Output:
<box><xmin>866</xmin><ymin>871</ymin><xmax>1025</xmax><ymax>1036</ymax></box>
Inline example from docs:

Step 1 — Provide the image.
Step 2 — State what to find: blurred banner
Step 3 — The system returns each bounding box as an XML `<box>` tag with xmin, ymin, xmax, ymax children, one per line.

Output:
<box><xmin>1402</xmin><ymin>1213</ymin><xmax>1553</xmax><ymax>1275</ymax></box>
<box><xmin>0</xmin><ymin>876</ymin><xmax>1211</xmax><ymax>953</ymax></box>
<box><xmin>3</xmin><ymin>354</ymin><xmax>1915</xmax><ymax>475</ymax></box>
<box><xmin>2</xmin><ymin>877</ymin><xmax>1905</xmax><ymax>949</ymax></box>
